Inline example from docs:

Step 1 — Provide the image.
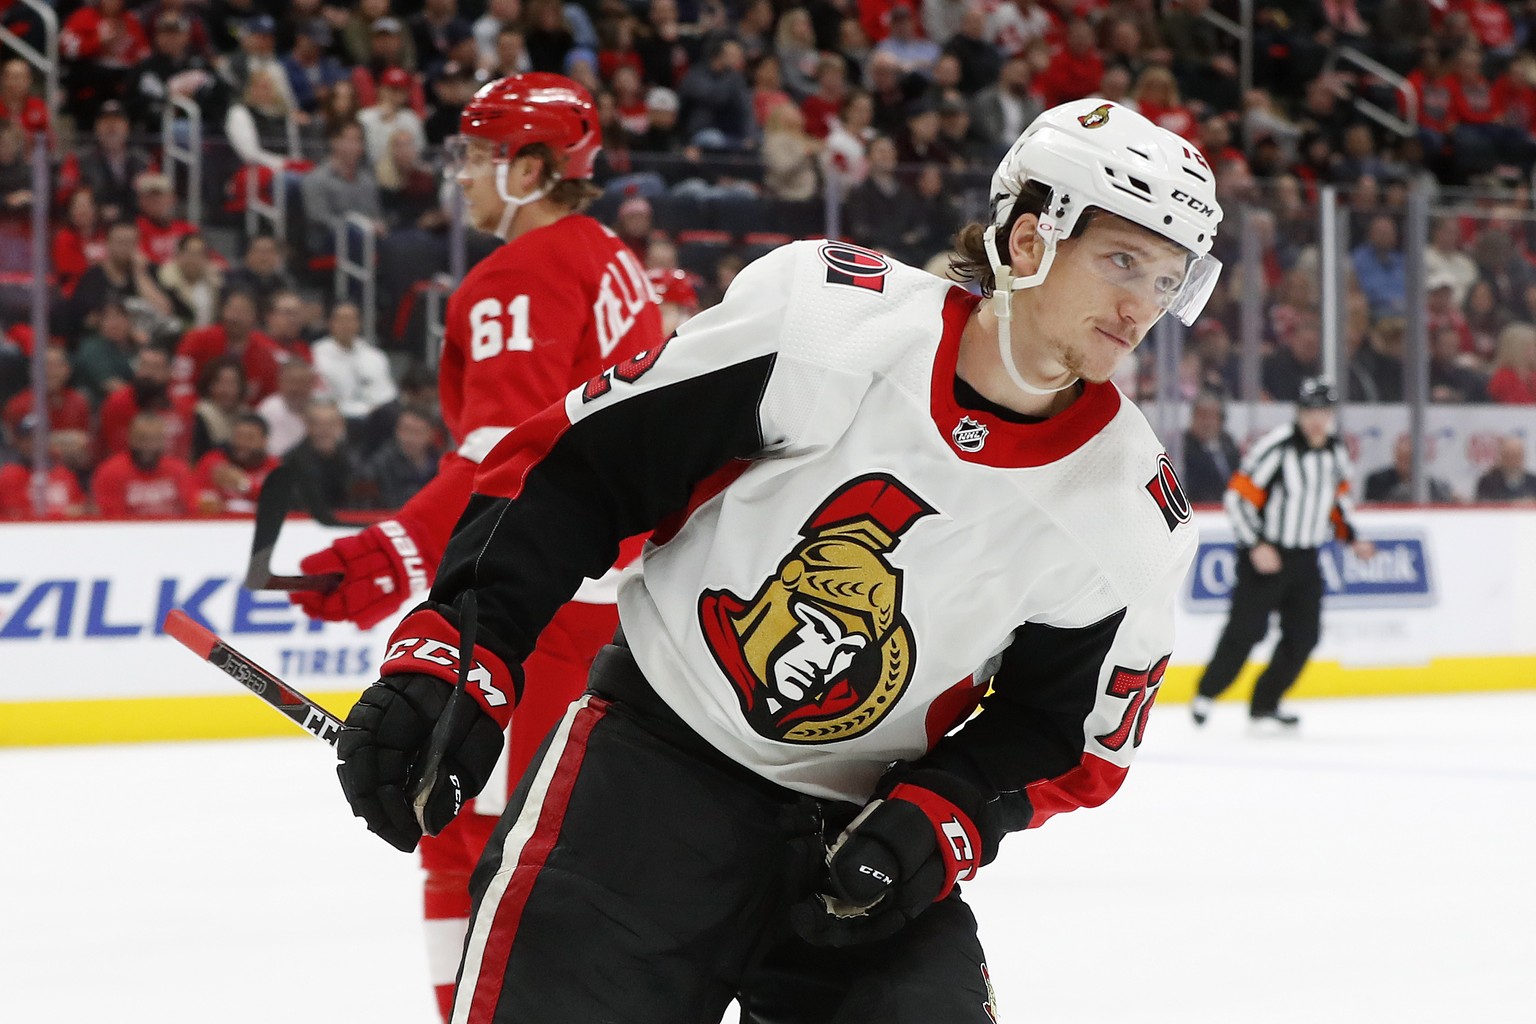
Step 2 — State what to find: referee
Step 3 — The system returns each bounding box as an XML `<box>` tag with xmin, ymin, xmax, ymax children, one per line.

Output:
<box><xmin>1192</xmin><ymin>378</ymin><xmax>1375</xmax><ymax>730</ymax></box>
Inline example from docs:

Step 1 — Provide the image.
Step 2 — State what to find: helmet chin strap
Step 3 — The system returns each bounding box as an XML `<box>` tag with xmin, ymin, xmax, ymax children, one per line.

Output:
<box><xmin>983</xmin><ymin>224</ymin><xmax>1078</xmax><ymax>397</ymax></box>
<box><xmin>493</xmin><ymin>161</ymin><xmax>552</xmax><ymax>240</ymax></box>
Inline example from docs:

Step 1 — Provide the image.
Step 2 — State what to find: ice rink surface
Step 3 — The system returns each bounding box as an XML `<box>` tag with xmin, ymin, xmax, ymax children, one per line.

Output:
<box><xmin>4</xmin><ymin>691</ymin><xmax>1533</xmax><ymax>1024</ymax></box>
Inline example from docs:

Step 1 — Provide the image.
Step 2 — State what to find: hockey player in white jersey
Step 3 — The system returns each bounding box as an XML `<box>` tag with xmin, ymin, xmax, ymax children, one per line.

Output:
<box><xmin>334</xmin><ymin>98</ymin><xmax>1223</xmax><ymax>1022</ymax></box>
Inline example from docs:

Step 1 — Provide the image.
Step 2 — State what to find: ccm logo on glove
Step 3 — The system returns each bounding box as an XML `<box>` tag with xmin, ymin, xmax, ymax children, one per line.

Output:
<box><xmin>377</xmin><ymin>520</ymin><xmax>430</xmax><ymax>594</ymax></box>
<box><xmin>382</xmin><ymin>636</ymin><xmax>509</xmax><ymax>707</ymax></box>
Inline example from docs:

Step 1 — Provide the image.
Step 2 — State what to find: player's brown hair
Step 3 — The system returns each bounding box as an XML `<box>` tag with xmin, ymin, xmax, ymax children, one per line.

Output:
<box><xmin>949</xmin><ymin>179</ymin><xmax>1098</xmax><ymax>295</ymax></box>
<box><xmin>519</xmin><ymin>142</ymin><xmax>602</xmax><ymax>212</ymax></box>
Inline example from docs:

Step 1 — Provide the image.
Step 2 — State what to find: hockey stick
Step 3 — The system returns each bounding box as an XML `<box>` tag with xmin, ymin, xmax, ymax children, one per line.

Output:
<box><xmin>245</xmin><ymin>464</ymin><xmax>344</xmax><ymax>593</ymax></box>
<box><xmin>163</xmin><ymin>609</ymin><xmax>346</xmax><ymax>746</ymax></box>
<box><xmin>405</xmin><ymin>589</ymin><xmax>479</xmax><ymax>831</ymax></box>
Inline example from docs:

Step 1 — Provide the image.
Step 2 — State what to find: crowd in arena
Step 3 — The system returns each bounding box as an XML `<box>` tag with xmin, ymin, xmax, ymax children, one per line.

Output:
<box><xmin>3</xmin><ymin>0</ymin><xmax>1536</xmax><ymax>520</ymax></box>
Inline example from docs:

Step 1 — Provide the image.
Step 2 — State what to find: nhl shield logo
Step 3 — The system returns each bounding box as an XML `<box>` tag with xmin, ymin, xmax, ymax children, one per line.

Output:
<box><xmin>697</xmin><ymin>474</ymin><xmax>935</xmax><ymax>744</ymax></box>
<box><xmin>952</xmin><ymin>416</ymin><xmax>988</xmax><ymax>453</ymax></box>
<box><xmin>1077</xmin><ymin>103</ymin><xmax>1112</xmax><ymax>129</ymax></box>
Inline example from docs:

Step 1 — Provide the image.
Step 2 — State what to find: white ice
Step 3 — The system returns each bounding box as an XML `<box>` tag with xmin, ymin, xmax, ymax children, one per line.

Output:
<box><xmin>3</xmin><ymin>692</ymin><xmax>1533</xmax><ymax>1023</ymax></box>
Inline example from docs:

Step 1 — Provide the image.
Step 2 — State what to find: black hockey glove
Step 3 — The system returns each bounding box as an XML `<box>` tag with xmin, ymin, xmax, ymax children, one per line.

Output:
<box><xmin>792</xmin><ymin>769</ymin><xmax>988</xmax><ymax>948</ymax></box>
<box><xmin>336</xmin><ymin>602</ymin><xmax>519</xmax><ymax>852</ymax></box>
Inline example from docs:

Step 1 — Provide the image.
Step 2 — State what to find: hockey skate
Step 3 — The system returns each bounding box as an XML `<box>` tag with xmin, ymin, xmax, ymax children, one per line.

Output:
<box><xmin>1247</xmin><ymin>706</ymin><xmax>1300</xmax><ymax>736</ymax></box>
<box><xmin>1190</xmin><ymin>695</ymin><xmax>1212</xmax><ymax>726</ymax></box>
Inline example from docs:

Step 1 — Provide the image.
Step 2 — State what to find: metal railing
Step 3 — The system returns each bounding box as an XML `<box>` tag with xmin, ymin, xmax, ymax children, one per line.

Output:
<box><xmin>161</xmin><ymin>96</ymin><xmax>203</xmax><ymax>226</ymax></box>
<box><xmin>25</xmin><ymin>131</ymin><xmax>49</xmax><ymax>516</ymax></box>
<box><xmin>245</xmin><ymin>160</ymin><xmax>287</xmax><ymax>241</ymax></box>
<box><xmin>336</xmin><ymin>212</ymin><xmax>377</xmax><ymax>344</ymax></box>
<box><xmin>1199</xmin><ymin>0</ymin><xmax>1253</xmax><ymax>99</ymax></box>
<box><xmin>1326</xmin><ymin>45</ymin><xmax>1416</xmax><ymax>138</ymax></box>
<box><xmin>0</xmin><ymin>0</ymin><xmax>58</xmax><ymax>141</ymax></box>
<box><xmin>422</xmin><ymin>273</ymin><xmax>455</xmax><ymax>370</ymax></box>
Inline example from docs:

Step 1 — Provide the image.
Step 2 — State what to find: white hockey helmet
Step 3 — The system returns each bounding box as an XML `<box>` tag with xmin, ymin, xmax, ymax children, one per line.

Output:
<box><xmin>984</xmin><ymin>98</ymin><xmax>1224</xmax><ymax>328</ymax></box>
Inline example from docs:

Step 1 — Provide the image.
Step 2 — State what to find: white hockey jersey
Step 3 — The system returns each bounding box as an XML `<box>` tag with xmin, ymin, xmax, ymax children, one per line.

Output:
<box><xmin>439</xmin><ymin>240</ymin><xmax>1198</xmax><ymax>842</ymax></box>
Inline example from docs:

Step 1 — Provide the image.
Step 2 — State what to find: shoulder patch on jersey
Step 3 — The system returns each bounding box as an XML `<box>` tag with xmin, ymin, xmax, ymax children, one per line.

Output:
<box><xmin>818</xmin><ymin>241</ymin><xmax>891</xmax><ymax>293</ymax></box>
<box><xmin>1145</xmin><ymin>453</ymin><xmax>1192</xmax><ymax>531</ymax></box>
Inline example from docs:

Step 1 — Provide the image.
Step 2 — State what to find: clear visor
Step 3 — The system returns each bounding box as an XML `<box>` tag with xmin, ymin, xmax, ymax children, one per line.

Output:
<box><xmin>442</xmin><ymin>135</ymin><xmax>501</xmax><ymax>178</ymax></box>
<box><xmin>1075</xmin><ymin>239</ymin><xmax>1223</xmax><ymax>328</ymax></box>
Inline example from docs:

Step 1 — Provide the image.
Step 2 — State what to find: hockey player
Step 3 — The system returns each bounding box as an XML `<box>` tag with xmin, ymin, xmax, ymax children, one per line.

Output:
<box><xmin>337</xmin><ymin>98</ymin><xmax>1222</xmax><ymax>1020</ymax></box>
<box><xmin>286</xmin><ymin>73</ymin><xmax>662</xmax><ymax>1021</ymax></box>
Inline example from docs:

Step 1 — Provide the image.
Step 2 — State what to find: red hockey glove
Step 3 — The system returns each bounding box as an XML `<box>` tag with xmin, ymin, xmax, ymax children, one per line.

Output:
<box><xmin>792</xmin><ymin>769</ymin><xmax>988</xmax><ymax>947</ymax></box>
<box><xmin>289</xmin><ymin>518</ymin><xmax>440</xmax><ymax>630</ymax></box>
<box><xmin>336</xmin><ymin>603</ymin><xmax>520</xmax><ymax>852</ymax></box>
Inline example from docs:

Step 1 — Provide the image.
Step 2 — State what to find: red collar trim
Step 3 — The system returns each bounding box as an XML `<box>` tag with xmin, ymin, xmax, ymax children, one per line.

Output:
<box><xmin>930</xmin><ymin>288</ymin><xmax>1122</xmax><ymax>468</ymax></box>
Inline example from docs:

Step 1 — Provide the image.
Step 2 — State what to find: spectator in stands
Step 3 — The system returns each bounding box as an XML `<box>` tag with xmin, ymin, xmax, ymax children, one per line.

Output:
<box><xmin>284</xmin><ymin>398</ymin><xmax>364</xmax><ymax>510</ymax></box>
<box><xmin>750</xmin><ymin>54</ymin><xmax>794</xmax><ymax>130</ymax></box>
<box><xmin>359</xmin><ymin>67</ymin><xmax>426</xmax><ymax>166</ymax></box>
<box><xmin>310</xmin><ymin>301</ymin><xmax>396</xmax><ymax>430</ymax></box>
<box><xmin>175</xmin><ymin>290</ymin><xmax>283</xmax><ymax>402</ymax></box>
<box><xmin>986</xmin><ymin>0</ymin><xmax>1054</xmax><ymax>61</ymax></box>
<box><xmin>1160</xmin><ymin>0</ymin><xmax>1238</xmax><ymax>111</ymax></box>
<box><xmin>637</xmin><ymin>0</ymin><xmax>694</xmax><ymax>91</ymax></box>
<box><xmin>944</xmin><ymin>5</ymin><xmax>1001</xmax><ymax>95</ymax></box>
<box><xmin>1448</xmin><ymin>44</ymin><xmax>1536</xmax><ymax>183</ymax></box>
<box><xmin>378</xmin><ymin>129</ymin><xmax>445</xmax><ymax>232</ymax></box>
<box><xmin>3</xmin><ymin>346</ymin><xmax>92</xmax><ymax>446</ymax></box>
<box><xmin>1134</xmin><ymin>66</ymin><xmax>1197</xmax><ymax>140</ymax></box>
<box><xmin>896</xmin><ymin>96</ymin><xmax>959</xmax><ymax>167</ymax></box>
<box><xmin>358</xmin><ymin>17</ymin><xmax>420</xmax><ymax>97</ymax></box>
<box><xmin>1487</xmin><ymin>322</ymin><xmax>1536</xmax><ymax>404</ymax></box>
<box><xmin>473</xmin><ymin>0</ymin><xmax>523</xmax><ymax>69</ymax></box>
<box><xmin>901</xmin><ymin>162</ymin><xmax>961</xmax><ymax>264</ymax></box>
<box><xmin>0</xmin><ymin>120</ymin><xmax>31</xmax><ymax>223</ymax></box>
<box><xmin>225</xmin><ymin>64</ymin><xmax>302</xmax><ymax>187</ymax></box>
<box><xmin>1366</xmin><ymin>435</ymin><xmax>1457</xmax><ymax>503</ymax></box>
<box><xmin>696</xmin><ymin>251</ymin><xmax>745</xmax><ymax>311</ymax></box>
<box><xmin>970</xmin><ymin>54</ymin><xmax>1040</xmax><ymax>156</ymax></box>
<box><xmin>1425</xmin><ymin>216</ymin><xmax>1479</xmax><ymax>307</ymax></box>
<box><xmin>680</xmin><ymin>37</ymin><xmax>755</xmax><ymax>152</ymax></box>
<box><xmin>282</xmin><ymin>20</ymin><xmax>348</xmax><ymax>115</ymax></box>
<box><xmin>188</xmin><ymin>356</ymin><xmax>246</xmax><ymax>461</ymax></box>
<box><xmin>91</xmin><ymin>412</ymin><xmax>199</xmax><ymax>518</ymax></box>
<box><xmin>523</xmin><ymin>0</ymin><xmax>575</xmax><ymax>73</ymax></box>
<box><xmin>872</xmin><ymin>4</ymin><xmax>940</xmax><ymax>80</ymax></box>
<box><xmin>52</xmin><ymin>189</ymin><xmax>107</xmax><ymax>299</ymax></box>
<box><xmin>56</xmin><ymin>101</ymin><xmax>152</xmax><ymax>222</ymax></box>
<box><xmin>132</xmin><ymin>173</ymin><xmax>195</xmax><ymax>268</ymax></box>
<box><xmin>365</xmin><ymin>405</ymin><xmax>441</xmax><ymax>509</ymax></box>
<box><xmin>865</xmin><ymin>50</ymin><xmax>917</xmax><ymax>137</ymax></box>
<box><xmin>263</xmin><ymin>290</ymin><xmax>313</xmax><ymax>364</ymax></box>
<box><xmin>613</xmin><ymin>197</ymin><xmax>654</xmax><ymax>260</ymax></box>
<box><xmin>934</xmin><ymin>90</ymin><xmax>986</xmax><ymax>165</ymax></box>
<box><xmin>0</xmin><ymin>57</ymin><xmax>48</xmax><ymax>135</ymax></box>
<box><xmin>761</xmin><ymin>102</ymin><xmax>821</xmax><ymax>201</ymax></box>
<box><xmin>0</xmin><ymin>414</ymin><xmax>87</xmax><ymax>519</ymax></box>
<box><xmin>1181</xmin><ymin>390</ymin><xmax>1241</xmax><ymax>504</ymax></box>
<box><xmin>1471</xmin><ymin>227</ymin><xmax>1534</xmax><ymax>321</ymax></box>
<box><xmin>800</xmin><ymin>56</ymin><xmax>848</xmax><ymax>140</ymax></box>
<box><xmin>1352</xmin><ymin>214</ymin><xmax>1409</xmax><ymax>317</ymax></box>
<box><xmin>156</xmin><ymin>232</ymin><xmax>221</xmax><ymax>332</ymax></box>
<box><xmin>823</xmin><ymin>90</ymin><xmax>875</xmax><ymax>193</ymax></box>
<box><xmin>411</xmin><ymin>0</ymin><xmax>472</xmax><ymax>74</ymax></box>
<box><xmin>1430</xmin><ymin>325</ymin><xmax>1489</xmax><ymax>403</ymax></box>
<box><xmin>1464</xmin><ymin>278</ymin><xmax>1512</xmax><ymax>363</ymax></box>
<box><xmin>256</xmin><ymin>358</ymin><xmax>320</xmax><ymax>457</ymax></box>
<box><xmin>1263</xmin><ymin>312</ymin><xmax>1324</xmax><ymax>402</ymax></box>
<box><xmin>130</xmin><ymin>11</ymin><xmax>225</xmax><ymax>132</ymax></box>
<box><xmin>195</xmin><ymin>411</ymin><xmax>278</xmax><ymax>514</ymax></box>
<box><xmin>73</xmin><ymin>298</ymin><xmax>144</xmax><ymax>403</ymax></box>
<box><xmin>60</xmin><ymin>0</ymin><xmax>150</xmax><ymax>123</ymax></box>
<box><xmin>631</xmin><ymin>86</ymin><xmax>684</xmax><ymax>154</ymax></box>
<box><xmin>98</xmin><ymin>345</ymin><xmax>189</xmax><ymax>458</ymax></box>
<box><xmin>774</xmin><ymin>9</ymin><xmax>820</xmax><ymax>102</ymax></box>
<box><xmin>1475</xmin><ymin>434</ymin><xmax>1536</xmax><ymax>502</ymax></box>
<box><xmin>425</xmin><ymin>61</ymin><xmax>475</xmax><ymax>146</ymax></box>
<box><xmin>488</xmin><ymin>24</ymin><xmax>532</xmax><ymax>81</ymax></box>
<box><xmin>301</xmin><ymin>121</ymin><xmax>385</xmax><ymax>259</ymax></box>
<box><xmin>1349</xmin><ymin>316</ymin><xmax>1406</xmax><ymax>404</ymax></box>
<box><xmin>308</xmin><ymin>78</ymin><xmax>363</xmax><ymax>153</ymax></box>
<box><xmin>66</xmin><ymin>219</ymin><xmax>174</xmax><ymax>340</ymax></box>
<box><xmin>1033</xmin><ymin>17</ymin><xmax>1102</xmax><ymax>108</ymax></box>
<box><xmin>844</xmin><ymin>134</ymin><xmax>919</xmax><ymax>256</ymax></box>
<box><xmin>223</xmin><ymin>234</ymin><xmax>297</xmax><ymax>312</ymax></box>
<box><xmin>219</xmin><ymin>14</ymin><xmax>295</xmax><ymax>112</ymax></box>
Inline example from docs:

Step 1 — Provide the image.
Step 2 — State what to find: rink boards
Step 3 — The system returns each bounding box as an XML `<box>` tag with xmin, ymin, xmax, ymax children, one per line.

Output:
<box><xmin>1</xmin><ymin>510</ymin><xmax>1534</xmax><ymax>746</ymax></box>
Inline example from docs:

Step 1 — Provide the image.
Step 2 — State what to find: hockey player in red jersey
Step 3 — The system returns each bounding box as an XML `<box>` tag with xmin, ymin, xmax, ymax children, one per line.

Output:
<box><xmin>336</xmin><ymin>98</ymin><xmax>1222</xmax><ymax>1020</ymax></box>
<box><xmin>287</xmin><ymin>73</ymin><xmax>662</xmax><ymax>1021</ymax></box>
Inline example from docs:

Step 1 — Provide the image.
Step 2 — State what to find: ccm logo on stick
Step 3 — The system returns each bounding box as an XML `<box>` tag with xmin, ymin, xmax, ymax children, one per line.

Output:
<box><xmin>382</xmin><ymin>637</ymin><xmax>508</xmax><ymax>707</ymax></box>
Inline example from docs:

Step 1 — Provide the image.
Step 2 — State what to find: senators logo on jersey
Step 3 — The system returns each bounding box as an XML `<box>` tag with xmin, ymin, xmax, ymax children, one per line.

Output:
<box><xmin>698</xmin><ymin>474</ymin><xmax>935</xmax><ymax>743</ymax></box>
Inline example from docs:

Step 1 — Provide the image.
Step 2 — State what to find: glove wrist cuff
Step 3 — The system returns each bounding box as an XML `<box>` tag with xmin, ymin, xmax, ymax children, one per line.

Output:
<box><xmin>382</xmin><ymin>606</ymin><xmax>520</xmax><ymax>727</ymax></box>
<box><xmin>886</xmin><ymin>782</ymin><xmax>982</xmax><ymax>900</ymax></box>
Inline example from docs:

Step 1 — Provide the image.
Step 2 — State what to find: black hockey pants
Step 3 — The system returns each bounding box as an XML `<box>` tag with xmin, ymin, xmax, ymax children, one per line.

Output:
<box><xmin>449</xmin><ymin>640</ymin><xmax>997</xmax><ymax>1024</ymax></box>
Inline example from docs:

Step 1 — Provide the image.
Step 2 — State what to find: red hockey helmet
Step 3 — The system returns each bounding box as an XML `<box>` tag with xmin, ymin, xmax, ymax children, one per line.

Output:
<box><xmin>459</xmin><ymin>73</ymin><xmax>602</xmax><ymax>180</ymax></box>
<box><xmin>647</xmin><ymin>267</ymin><xmax>699</xmax><ymax>310</ymax></box>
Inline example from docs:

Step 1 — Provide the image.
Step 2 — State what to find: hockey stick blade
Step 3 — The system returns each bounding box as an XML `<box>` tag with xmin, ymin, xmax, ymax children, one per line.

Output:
<box><xmin>406</xmin><ymin>589</ymin><xmax>478</xmax><ymax>832</ymax></box>
<box><xmin>245</xmin><ymin>464</ymin><xmax>343</xmax><ymax>593</ymax></box>
<box><xmin>163</xmin><ymin>609</ymin><xmax>346</xmax><ymax>746</ymax></box>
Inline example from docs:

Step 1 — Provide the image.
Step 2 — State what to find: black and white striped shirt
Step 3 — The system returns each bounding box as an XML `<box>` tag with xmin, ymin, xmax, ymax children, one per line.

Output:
<box><xmin>1225</xmin><ymin>423</ymin><xmax>1357</xmax><ymax>549</ymax></box>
